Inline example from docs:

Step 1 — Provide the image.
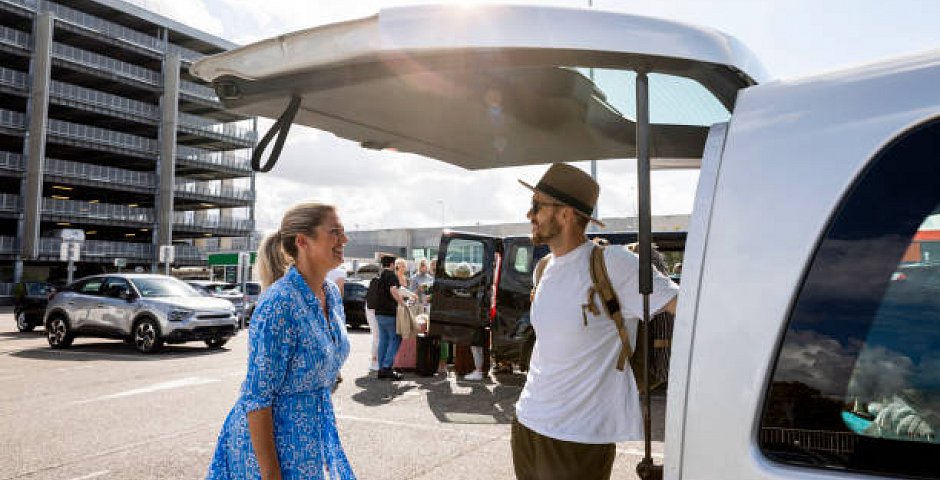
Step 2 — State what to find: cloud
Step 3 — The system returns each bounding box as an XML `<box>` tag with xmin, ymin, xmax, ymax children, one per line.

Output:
<box><xmin>126</xmin><ymin>0</ymin><xmax>224</xmax><ymax>36</ymax></box>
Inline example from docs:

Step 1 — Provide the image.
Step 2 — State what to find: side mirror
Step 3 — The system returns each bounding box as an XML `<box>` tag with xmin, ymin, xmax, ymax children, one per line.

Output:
<box><xmin>120</xmin><ymin>290</ymin><xmax>135</xmax><ymax>301</ymax></box>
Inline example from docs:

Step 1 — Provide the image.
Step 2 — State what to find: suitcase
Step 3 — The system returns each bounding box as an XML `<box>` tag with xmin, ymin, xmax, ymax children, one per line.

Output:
<box><xmin>393</xmin><ymin>336</ymin><xmax>417</xmax><ymax>370</ymax></box>
<box><xmin>415</xmin><ymin>334</ymin><xmax>441</xmax><ymax>376</ymax></box>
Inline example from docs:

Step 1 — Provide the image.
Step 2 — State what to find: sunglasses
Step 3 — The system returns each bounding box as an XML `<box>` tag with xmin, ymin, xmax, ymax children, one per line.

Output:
<box><xmin>530</xmin><ymin>199</ymin><xmax>565</xmax><ymax>214</ymax></box>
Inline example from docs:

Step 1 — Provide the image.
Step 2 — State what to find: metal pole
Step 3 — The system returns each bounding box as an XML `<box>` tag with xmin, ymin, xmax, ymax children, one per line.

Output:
<box><xmin>635</xmin><ymin>71</ymin><xmax>661</xmax><ymax>480</ymax></box>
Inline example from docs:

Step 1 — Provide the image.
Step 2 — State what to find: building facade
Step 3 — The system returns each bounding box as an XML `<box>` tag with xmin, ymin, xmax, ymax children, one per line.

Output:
<box><xmin>0</xmin><ymin>0</ymin><xmax>256</xmax><ymax>292</ymax></box>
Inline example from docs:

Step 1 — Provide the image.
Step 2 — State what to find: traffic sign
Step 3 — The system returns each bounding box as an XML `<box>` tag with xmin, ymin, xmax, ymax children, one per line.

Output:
<box><xmin>159</xmin><ymin>245</ymin><xmax>175</xmax><ymax>263</ymax></box>
<box><xmin>60</xmin><ymin>242</ymin><xmax>80</xmax><ymax>261</ymax></box>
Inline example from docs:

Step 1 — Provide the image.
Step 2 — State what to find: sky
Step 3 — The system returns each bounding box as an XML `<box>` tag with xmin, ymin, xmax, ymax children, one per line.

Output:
<box><xmin>128</xmin><ymin>0</ymin><xmax>940</xmax><ymax>233</ymax></box>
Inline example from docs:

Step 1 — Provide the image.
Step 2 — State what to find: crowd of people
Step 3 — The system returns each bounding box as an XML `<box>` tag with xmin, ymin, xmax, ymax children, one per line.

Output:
<box><xmin>204</xmin><ymin>162</ymin><xmax>680</xmax><ymax>479</ymax></box>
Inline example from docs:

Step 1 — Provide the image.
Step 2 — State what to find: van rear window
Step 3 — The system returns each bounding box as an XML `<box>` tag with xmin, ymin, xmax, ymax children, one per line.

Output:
<box><xmin>759</xmin><ymin>119</ymin><xmax>940</xmax><ymax>478</ymax></box>
<box><xmin>443</xmin><ymin>238</ymin><xmax>484</xmax><ymax>279</ymax></box>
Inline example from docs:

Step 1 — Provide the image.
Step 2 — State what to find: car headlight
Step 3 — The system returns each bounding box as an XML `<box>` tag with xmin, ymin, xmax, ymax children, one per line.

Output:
<box><xmin>168</xmin><ymin>309</ymin><xmax>194</xmax><ymax>322</ymax></box>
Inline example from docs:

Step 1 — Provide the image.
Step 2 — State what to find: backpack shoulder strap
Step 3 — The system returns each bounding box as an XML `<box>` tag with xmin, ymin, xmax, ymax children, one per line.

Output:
<box><xmin>589</xmin><ymin>245</ymin><xmax>633</xmax><ymax>371</ymax></box>
<box><xmin>530</xmin><ymin>254</ymin><xmax>552</xmax><ymax>301</ymax></box>
<box><xmin>533</xmin><ymin>254</ymin><xmax>552</xmax><ymax>286</ymax></box>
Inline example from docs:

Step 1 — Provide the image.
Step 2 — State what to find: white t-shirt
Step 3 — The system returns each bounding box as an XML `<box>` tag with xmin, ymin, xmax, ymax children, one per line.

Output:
<box><xmin>515</xmin><ymin>241</ymin><xmax>679</xmax><ymax>444</ymax></box>
<box><xmin>326</xmin><ymin>267</ymin><xmax>346</xmax><ymax>284</ymax></box>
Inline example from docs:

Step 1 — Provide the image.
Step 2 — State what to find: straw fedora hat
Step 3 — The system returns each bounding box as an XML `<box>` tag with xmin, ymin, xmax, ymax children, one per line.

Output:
<box><xmin>519</xmin><ymin>163</ymin><xmax>605</xmax><ymax>227</ymax></box>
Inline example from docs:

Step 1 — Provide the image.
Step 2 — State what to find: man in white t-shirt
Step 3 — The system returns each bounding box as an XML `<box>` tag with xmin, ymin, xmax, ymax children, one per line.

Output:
<box><xmin>512</xmin><ymin>163</ymin><xmax>678</xmax><ymax>480</ymax></box>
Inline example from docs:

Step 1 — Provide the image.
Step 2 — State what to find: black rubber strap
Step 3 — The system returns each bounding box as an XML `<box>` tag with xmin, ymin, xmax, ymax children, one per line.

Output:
<box><xmin>251</xmin><ymin>95</ymin><xmax>301</xmax><ymax>172</ymax></box>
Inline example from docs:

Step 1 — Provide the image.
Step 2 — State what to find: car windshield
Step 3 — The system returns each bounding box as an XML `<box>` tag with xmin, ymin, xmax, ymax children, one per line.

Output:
<box><xmin>131</xmin><ymin>277</ymin><xmax>201</xmax><ymax>298</ymax></box>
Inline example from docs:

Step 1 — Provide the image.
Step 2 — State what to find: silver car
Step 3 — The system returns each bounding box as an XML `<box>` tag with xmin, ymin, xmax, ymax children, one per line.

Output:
<box><xmin>44</xmin><ymin>274</ymin><xmax>238</xmax><ymax>353</ymax></box>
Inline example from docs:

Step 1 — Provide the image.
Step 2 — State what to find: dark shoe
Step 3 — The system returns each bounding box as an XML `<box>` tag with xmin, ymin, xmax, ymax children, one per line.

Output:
<box><xmin>378</xmin><ymin>368</ymin><xmax>404</xmax><ymax>380</ymax></box>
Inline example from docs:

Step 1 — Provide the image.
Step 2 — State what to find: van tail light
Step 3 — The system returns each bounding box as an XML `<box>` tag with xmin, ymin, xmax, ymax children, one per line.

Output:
<box><xmin>489</xmin><ymin>252</ymin><xmax>502</xmax><ymax>321</ymax></box>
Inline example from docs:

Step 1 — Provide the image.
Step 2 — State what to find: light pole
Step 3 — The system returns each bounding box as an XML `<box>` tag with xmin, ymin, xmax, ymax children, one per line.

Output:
<box><xmin>588</xmin><ymin>0</ymin><xmax>599</xmax><ymax>226</ymax></box>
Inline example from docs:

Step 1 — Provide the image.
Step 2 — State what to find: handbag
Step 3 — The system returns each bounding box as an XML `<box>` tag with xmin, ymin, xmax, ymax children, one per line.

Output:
<box><xmin>396</xmin><ymin>303</ymin><xmax>421</xmax><ymax>339</ymax></box>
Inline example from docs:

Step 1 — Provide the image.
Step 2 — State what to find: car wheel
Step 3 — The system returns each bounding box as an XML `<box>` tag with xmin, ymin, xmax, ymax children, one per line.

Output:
<box><xmin>47</xmin><ymin>314</ymin><xmax>74</xmax><ymax>349</ymax></box>
<box><xmin>133</xmin><ymin>318</ymin><xmax>163</xmax><ymax>354</ymax></box>
<box><xmin>16</xmin><ymin>311</ymin><xmax>35</xmax><ymax>332</ymax></box>
<box><xmin>205</xmin><ymin>336</ymin><xmax>228</xmax><ymax>349</ymax></box>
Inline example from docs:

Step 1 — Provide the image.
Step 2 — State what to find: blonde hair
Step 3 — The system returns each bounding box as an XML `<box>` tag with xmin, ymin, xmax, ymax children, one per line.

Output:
<box><xmin>257</xmin><ymin>201</ymin><xmax>336</xmax><ymax>289</ymax></box>
<box><xmin>395</xmin><ymin>258</ymin><xmax>408</xmax><ymax>285</ymax></box>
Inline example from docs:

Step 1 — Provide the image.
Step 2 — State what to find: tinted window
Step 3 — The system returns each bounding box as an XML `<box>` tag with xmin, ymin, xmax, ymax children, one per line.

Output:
<box><xmin>77</xmin><ymin>279</ymin><xmax>104</xmax><ymax>295</ymax></box>
<box><xmin>512</xmin><ymin>245</ymin><xmax>533</xmax><ymax>274</ymax></box>
<box><xmin>759</xmin><ymin>120</ymin><xmax>940</xmax><ymax>478</ymax></box>
<box><xmin>132</xmin><ymin>277</ymin><xmax>200</xmax><ymax>297</ymax></box>
<box><xmin>344</xmin><ymin>283</ymin><xmax>367</xmax><ymax>301</ymax></box>
<box><xmin>101</xmin><ymin>277</ymin><xmax>131</xmax><ymax>297</ymax></box>
<box><xmin>444</xmin><ymin>238</ymin><xmax>484</xmax><ymax>279</ymax></box>
<box><xmin>27</xmin><ymin>283</ymin><xmax>49</xmax><ymax>296</ymax></box>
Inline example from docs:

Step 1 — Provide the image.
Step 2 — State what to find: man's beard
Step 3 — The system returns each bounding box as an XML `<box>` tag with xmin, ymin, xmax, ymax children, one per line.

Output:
<box><xmin>532</xmin><ymin>215</ymin><xmax>562</xmax><ymax>245</ymax></box>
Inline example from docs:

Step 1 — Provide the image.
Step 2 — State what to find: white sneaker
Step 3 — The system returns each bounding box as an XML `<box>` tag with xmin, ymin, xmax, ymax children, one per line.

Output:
<box><xmin>464</xmin><ymin>370</ymin><xmax>484</xmax><ymax>381</ymax></box>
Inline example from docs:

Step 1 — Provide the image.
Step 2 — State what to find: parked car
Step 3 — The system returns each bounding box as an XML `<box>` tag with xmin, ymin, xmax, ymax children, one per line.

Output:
<box><xmin>185</xmin><ymin>280</ymin><xmax>248</xmax><ymax>323</ymax></box>
<box><xmin>239</xmin><ymin>281</ymin><xmax>262</xmax><ymax>305</ymax></box>
<box><xmin>12</xmin><ymin>281</ymin><xmax>52</xmax><ymax>332</ymax></box>
<box><xmin>192</xmin><ymin>5</ymin><xmax>940</xmax><ymax>477</ymax></box>
<box><xmin>341</xmin><ymin>278</ymin><xmax>369</xmax><ymax>329</ymax></box>
<box><xmin>44</xmin><ymin>274</ymin><xmax>238</xmax><ymax>353</ymax></box>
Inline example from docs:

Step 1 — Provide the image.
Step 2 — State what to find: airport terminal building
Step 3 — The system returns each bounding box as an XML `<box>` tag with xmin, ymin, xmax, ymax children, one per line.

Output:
<box><xmin>0</xmin><ymin>0</ymin><xmax>257</xmax><ymax>291</ymax></box>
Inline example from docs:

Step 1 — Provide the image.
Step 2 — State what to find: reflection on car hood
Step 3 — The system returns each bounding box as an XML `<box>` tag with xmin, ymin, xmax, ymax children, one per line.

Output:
<box><xmin>144</xmin><ymin>297</ymin><xmax>234</xmax><ymax>312</ymax></box>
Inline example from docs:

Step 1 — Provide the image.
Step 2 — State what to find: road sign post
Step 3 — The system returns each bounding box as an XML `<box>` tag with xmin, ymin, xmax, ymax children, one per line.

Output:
<box><xmin>60</xmin><ymin>241</ymin><xmax>81</xmax><ymax>284</ymax></box>
<box><xmin>159</xmin><ymin>245</ymin><xmax>175</xmax><ymax>276</ymax></box>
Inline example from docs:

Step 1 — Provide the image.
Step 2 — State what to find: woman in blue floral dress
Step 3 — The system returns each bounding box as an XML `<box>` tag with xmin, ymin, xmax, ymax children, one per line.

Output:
<box><xmin>207</xmin><ymin>201</ymin><xmax>356</xmax><ymax>480</ymax></box>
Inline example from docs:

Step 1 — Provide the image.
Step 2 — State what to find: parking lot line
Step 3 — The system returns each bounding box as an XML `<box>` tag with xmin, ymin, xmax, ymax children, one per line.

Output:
<box><xmin>67</xmin><ymin>470</ymin><xmax>110</xmax><ymax>480</ymax></box>
<box><xmin>70</xmin><ymin>376</ymin><xmax>221</xmax><ymax>405</ymax></box>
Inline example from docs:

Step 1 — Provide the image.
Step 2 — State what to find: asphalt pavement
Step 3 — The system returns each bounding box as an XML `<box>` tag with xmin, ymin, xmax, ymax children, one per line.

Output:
<box><xmin>0</xmin><ymin>308</ymin><xmax>664</xmax><ymax>479</ymax></box>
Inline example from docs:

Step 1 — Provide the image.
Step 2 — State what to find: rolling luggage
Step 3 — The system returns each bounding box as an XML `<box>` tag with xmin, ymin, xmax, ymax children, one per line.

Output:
<box><xmin>415</xmin><ymin>334</ymin><xmax>441</xmax><ymax>376</ymax></box>
<box><xmin>393</xmin><ymin>336</ymin><xmax>417</xmax><ymax>370</ymax></box>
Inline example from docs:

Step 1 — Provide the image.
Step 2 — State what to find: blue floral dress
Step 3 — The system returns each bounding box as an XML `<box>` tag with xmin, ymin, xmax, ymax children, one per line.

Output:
<box><xmin>207</xmin><ymin>266</ymin><xmax>355</xmax><ymax>479</ymax></box>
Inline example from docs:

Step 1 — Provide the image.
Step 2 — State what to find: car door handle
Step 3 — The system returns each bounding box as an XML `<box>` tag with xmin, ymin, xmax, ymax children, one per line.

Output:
<box><xmin>453</xmin><ymin>289</ymin><xmax>472</xmax><ymax>298</ymax></box>
<box><xmin>96</xmin><ymin>304</ymin><xmax>105</xmax><ymax>308</ymax></box>
<box><xmin>67</xmin><ymin>301</ymin><xmax>75</xmax><ymax>305</ymax></box>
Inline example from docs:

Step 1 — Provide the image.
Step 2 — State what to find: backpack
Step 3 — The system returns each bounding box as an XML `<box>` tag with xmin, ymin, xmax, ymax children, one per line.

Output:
<box><xmin>365</xmin><ymin>276</ymin><xmax>381</xmax><ymax>308</ymax></box>
<box><xmin>532</xmin><ymin>244</ymin><xmax>666</xmax><ymax>394</ymax></box>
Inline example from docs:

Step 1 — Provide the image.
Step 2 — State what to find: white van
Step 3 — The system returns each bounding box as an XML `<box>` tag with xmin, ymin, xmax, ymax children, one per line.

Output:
<box><xmin>192</xmin><ymin>5</ymin><xmax>940</xmax><ymax>478</ymax></box>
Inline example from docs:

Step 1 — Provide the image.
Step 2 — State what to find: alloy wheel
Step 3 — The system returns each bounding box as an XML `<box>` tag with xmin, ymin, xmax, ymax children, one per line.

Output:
<box><xmin>134</xmin><ymin>321</ymin><xmax>156</xmax><ymax>352</ymax></box>
<box><xmin>48</xmin><ymin>317</ymin><xmax>69</xmax><ymax>347</ymax></box>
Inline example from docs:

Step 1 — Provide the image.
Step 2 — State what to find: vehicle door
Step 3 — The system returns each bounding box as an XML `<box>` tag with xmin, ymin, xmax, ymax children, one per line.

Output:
<box><xmin>93</xmin><ymin>277</ymin><xmax>136</xmax><ymax>335</ymax></box>
<box><xmin>428</xmin><ymin>231</ymin><xmax>501</xmax><ymax>345</ymax></box>
<box><xmin>64</xmin><ymin>277</ymin><xmax>106</xmax><ymax>330</ymax></box>
<box><xmin>489</xmin><ymin>236</ymin><xmax>536</xmax><ymax>363</ymax></box>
